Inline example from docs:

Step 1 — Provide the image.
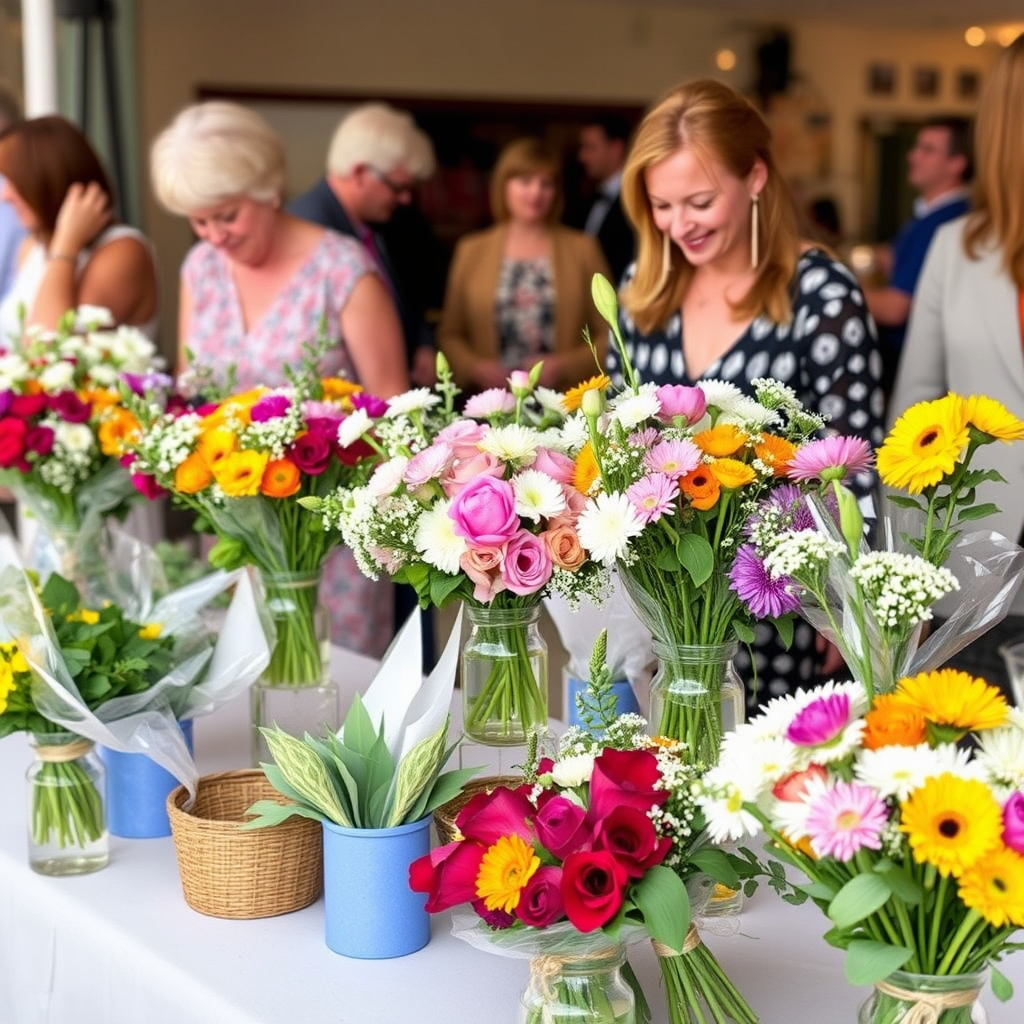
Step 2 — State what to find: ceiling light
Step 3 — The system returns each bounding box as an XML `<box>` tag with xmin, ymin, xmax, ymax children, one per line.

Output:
<box><xmin>964</xmin><ymin>26</ymin><xmax>986</xmax><ymax>47</ymax></box>
<box><xmin>716</xmin><ymin>49</ymin><xmax>737</xmax><ymax>72</ymax></box>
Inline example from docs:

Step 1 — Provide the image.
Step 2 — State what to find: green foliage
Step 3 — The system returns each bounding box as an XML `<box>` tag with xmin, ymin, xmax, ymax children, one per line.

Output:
<box><xmin>629</xmin><ymin>865</ymin><xmax>689</xmax><ymax>952</ymax></box>
<box><xmin>574</xmin><ymin>630</ymin><xmax>621</xmax><ymax>734</ymax></box>
<box><xmin>843</xmin><ymin>940</ymin><xmax>914</xmax><ymax>986</ymax></box>
<box><xmin>828</xmin><ymin>873</ymin><xmax>893</xmax><ymax>930</ymax></box>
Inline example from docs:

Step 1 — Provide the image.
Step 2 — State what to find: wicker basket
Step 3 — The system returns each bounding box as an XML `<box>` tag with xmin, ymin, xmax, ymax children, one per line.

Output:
<box><xmin>166</xmin><ymin>769</ymin><xmax>322</xmax><ymax>919</ymax></box>
<box><xmin>433</xmin><ymin>775</ymin><xmax>524</xmax><ymax>845</ymax></box>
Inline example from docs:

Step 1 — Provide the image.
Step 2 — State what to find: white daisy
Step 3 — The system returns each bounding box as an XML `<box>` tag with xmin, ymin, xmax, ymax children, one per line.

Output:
<box><xmin>337</xmin><ymin>408</ymin><xmax>372</xmax><ymax>448</ymax></box>
<box><xmin>727</xmin><ymin>735</ymin><xmax>798</xmax><ymax>788</ymax></box>
<box><xmin>367</xmin><ymin>457</ymin><xmax>409</xmax><ymax>499</ymax></box>
<box><xmin>38</xmin><ymin>360</ymin><xmax>75</xmax><ymax>392</ymax></box>
<box><xmin>512</xmin><ymin>468</ymin><xmax>566</xmax><ymax>522</ymax></box>
<box><xmin>550</xmin><ymin>753</ymin><xmax>595</xmax><ymax>788</ymax></box>
<box><xmin>53</xmin><ymin>421</ymin><xmax>94</xmax><ymax>453</ymax></box>
<box><xmin>535</xmin><ymin>386</ymin><xmax>568</xmax><ymax>415</ymax></box>
<box><xmin>720</xmin><ymin>396</ymin><xmax>781</xmax><ymax>432</ymax></box>
<box><xmin>384</xmin><ymin>388</ymin><xmax>442</xmax><ymax>417</ymax></box>
<box><xmin>558</xmin><ymin>413</ymin><xmax>590</xmax><ymax>453</ymax></box>
<box><xmin>88</xmin><ymin>363</ymin><xmax>118</xmax><ymax>387</ymax></box>
<box><xmin>854</xmin><ymin>743</ymin><xmax>951</xmax><ymax>802</ymax></box>
<box><xmin>698</xmin><ymin>379</ymin><xmax>745</xmax><ymax>414</ymax></box>
<box><xmin>697</xmin><ymin>763</ymin><xmax>766</xmax><ymax>843</ymax></box>
<box><xmin>414</xmin><ymin>499</ymin><xmax>467</xmax><ymax>574</ymax></box>
<box><xmin>576</xmin><ymin>491</ymin><xmax>645</xmax><ymax>565</ymax></box>
<box><xmin>975</xmin><ymin>724</ymin><xmax>1024</xmax><ymax>789</ymax></box>
<box><xmin>609</xmin><ymin>385</ymin><xmax>660</xmax><ymax>431</ymax></box>
<box><xmin>478</xmin><ymin>424</ymin><xmax>541</xmax><ymax>466</ymax></box>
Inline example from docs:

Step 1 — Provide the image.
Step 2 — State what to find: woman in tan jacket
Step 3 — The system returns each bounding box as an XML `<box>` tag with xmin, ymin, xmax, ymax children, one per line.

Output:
<box><xmin>439</xmin><ymin>137</ymin><xmax>609</xmax><ymax>392</ymax></box>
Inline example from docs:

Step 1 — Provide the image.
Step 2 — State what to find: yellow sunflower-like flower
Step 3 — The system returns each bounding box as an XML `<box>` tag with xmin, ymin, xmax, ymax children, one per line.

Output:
<box><xmin>894</xmin><ymin>669</ymin><xmax>1008</xmax><ymax>740</ymax></box>
<box><xmin>958</xmin><ymin>845</ymin><xmax>1024</xmax><ymax>928</ymax></box>
<box><xmin>475</xmin><ymin>834</ymin><xmax>540</xmax><ymax>913</ymax></box>
<box><xmin>694</xmin><ymin>423</ymin><xmax>748</xmax><ymax>457</ymax></box>
<box><xmin>572</xmin><ymin>441</ymin><xmax>600</xmax><ymax>495</ymax></box>
<box><xmin>876</xmin><ymin>394</ymin><xmax>969</xmax><ymax>494</ymax></box>
<box><xmin>563</xmin><ymin>373</ymin><xmax>611</xmax><ymax>414</ymax></box>
<box><xmin>900</xmin><ymin>773</ymin><xmax>1003</xmax><ymax>877</ymax></box>
<box><xmin>196</xmin><ymin>427</ymin><xmax>238</xmax><ymax>468</ymax></box>
<box><xmin>709</xmin><ymin>457</ymin><xmax>757</xmax><ymax>490</ymax></box>
<box><xmin>963</xmin><ymin>394</ymin><xmax>1024</xmax><ymax>442</ymax></box>
<box><xmin>213</xmin><ymin>449</ymin><xmax>270</xmax><ymax>498</ymax></box>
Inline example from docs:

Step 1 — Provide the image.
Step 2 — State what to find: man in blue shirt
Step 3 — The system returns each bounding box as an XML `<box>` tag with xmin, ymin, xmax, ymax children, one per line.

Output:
<box><xmin>862</xmin><ymin>117</ymin><xmax>972</xmax><ymax>400</ymax></box>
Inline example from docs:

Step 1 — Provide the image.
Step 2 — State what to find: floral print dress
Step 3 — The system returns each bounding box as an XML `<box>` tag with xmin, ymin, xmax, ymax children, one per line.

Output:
<box><xmin>182</xmin><ymin>229</ymin><xmax>394</xmax><ymax>657</ymax></box>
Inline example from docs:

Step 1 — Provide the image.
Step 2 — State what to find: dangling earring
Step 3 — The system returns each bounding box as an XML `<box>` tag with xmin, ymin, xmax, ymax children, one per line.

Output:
<box><xmin>750</xmin><ymin>193</ymin><xmax>760</xmax><ymax>272</ymax></box>
<box><xmin>655</xmin><ymin>231</ymin><xmax>672</xmax><ymax>294</ymax></box>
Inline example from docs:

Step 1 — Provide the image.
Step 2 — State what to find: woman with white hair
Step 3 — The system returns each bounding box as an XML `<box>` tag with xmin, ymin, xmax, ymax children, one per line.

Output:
<box><xmin>151</xmin><ymin>100</ymin><xmax>407</xmax><ymax>657</ymax></box>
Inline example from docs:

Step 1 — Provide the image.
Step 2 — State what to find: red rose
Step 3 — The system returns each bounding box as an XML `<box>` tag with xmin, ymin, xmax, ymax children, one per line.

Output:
<box><xmin>10</xmin><ymin>393</ymin><xmax>47</xmax><ymax>418</ymax></box>
<box><xmin>516</xmin><ymin>866</ymin><xmax>564</xmax><ymax>928</ymax></box>
<box><xmin>561</xmin><ymin>849</ymin><xmax>629</xmax><ymax>932</ymax></box>
<box><xmin>0</xmin><ymin>417</ymin><xmax>28</xmax><ymax>467</ymax></box>
<box><xmin>49</xmin><ymin>390</ymin><xmax>91</xmax><ymax>423</ymax></box>
<box><xmin>335</xmin><ymin>436</ymin><xmax>374</xmax><ymax>467</ymax></box>
<box><xmin>289</xmin><ymin>431</ymin><xmax>333</xmax><ymax>475</ymax></box>
<box><xmin>592</xmin><ymin>805</ymin><xmax>671</xmax><ymax>878</ymax></box>
<box><xmin>25</xmin><ymin>425</ymin><xmax>55</xmax><ymax>457</ymax></box>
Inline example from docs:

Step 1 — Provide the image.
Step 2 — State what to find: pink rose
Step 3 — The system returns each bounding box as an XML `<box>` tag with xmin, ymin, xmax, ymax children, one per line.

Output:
<box><xmin>655</xmin><ymin>384</ymin><xmax>706</xmax><ymax>426</ymax></box>
<box><xmin>534</xmin><ymin>795</ymin><xmax>590</xmax><ymax>860</ymax></box>
<box><xmin>516</xmin><ymin>866</ymin><xmax>564</xmax><ymax>927</ymax></box>
<box><xmin>1002</xmin><ymin>792</ymin><xmax>1024</xmax><ymax>854</ymax></box>
<box><xmin>460</xmin><ymin>544</ymin><xmax>507</xmax><ymax>602</ymax></box>
<box><xmin>442</xmin><ymin>449</ymin><xmax>503</xmax><ymax>498</ymax></box>
<box><xmin>532</xmin><ymin>447</ymin><xmax>575</xmax><ymax>485</ymax></box>
<box><xmin>502</xmin><ymin>529</ymin><xmax>553</xmax><ymax>596</ymax></box>
<box><xmin>436</xmin><ymin>420</ymin><xmax>487</xmax><ymax>446</ymax></box>
<box><xmin>449</xmin><ymin>476</ymin><xmax>519</xmax><ymax>545</ymax></box>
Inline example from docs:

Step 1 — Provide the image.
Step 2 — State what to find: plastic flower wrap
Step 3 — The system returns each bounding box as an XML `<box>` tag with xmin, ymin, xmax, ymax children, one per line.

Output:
<box><xmin>732</xmin><ymin>393</ymin><xmax>1024</xmax><ymax>698</ymax></box>
<box><xmin>697</xmin><ymin>672</ymin><xmax>1024</xmax><ymax>1013</ymax></box>
<box><xmin>0</xmin><ymin>531</ymin><xmax>272</xmax><ymax>805</ymax></box>
<box><xmin>0</xmin><ymin>305</ymin><xmax>167</xmax><ymax>585</ymax></box>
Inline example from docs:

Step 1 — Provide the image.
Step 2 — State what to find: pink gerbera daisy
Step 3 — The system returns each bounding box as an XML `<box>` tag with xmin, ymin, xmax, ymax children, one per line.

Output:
<box><xmin>787</xmin><ymin>436</ymin><xmax>874</xmax><ymax>484</ymax></box>
<box><xmin>786</xmin><ymin>693</ymin><xmax>852</xmax><ymax>747</ymax></box>
<box><xmin>626</xmin><ymin>473</ymin><xmax>679</xmax><ymax>524</ymax></box>
<box><xmin>403</xmin><ymin>442</ymin><xmax>454</xmax><ymax>486</ymax></box>
<box><xmin>628</xmin><ymin>426</ymin><xmax>660</xmax><ymax>449</ymax></box>
<box><xmin>804</xmin><ymin>781</ymin><xmax>888</xmax><ymax>861</ymax></box>
<box><xmin>464</xmin><ymin>388</ymin><xmax>516</xmax><ymax>418</ymax></box>
<box><xmin>643</xmin><ymin>439</ymin><xmax>701</xmax><ymax>478</ymax></box>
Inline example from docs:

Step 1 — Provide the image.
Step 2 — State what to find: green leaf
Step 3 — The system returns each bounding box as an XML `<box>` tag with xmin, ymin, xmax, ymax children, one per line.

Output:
<box><xmin>872</xmin><ymin>861</ymin><xmax>922</xmax><ymax>905</ymax></box>
<box><xmin>732</xmin><ymin>619</ymin><xmax>755</xmax><ymax>645</ymax></box>
<box><xmin>690</xmin><ymin>848</ymin><xmax>740</xmax><ymax>888</ymax></box>
<box><xmin>654</xmin><ymin>548</ymin><xmax>682</xmax><ymax>572</ymax></box>
<box><xmin>771</xmin><ymin>614</ymin><xmax>794</xmax><ymax>649</ymax></box>
<box><xmin>828</xmin><ymin>873</ymin><xmax>892</xmax><ymax>929</ymax></box>
<box><xmin>416</xmin><ymin>766</ymin><xmax>483</xmax><ymax>818</ymax></box>
<box><xmin>630</xmin><ymin>866</ymin><xmax>689</xmax><ymax>951</ymax></box>
<box><xmin>263</xmin><ymin>728</ymin><xmax>351</xmax><ymax>825</ymax></box>
<box><xmin>429</xmin><ymin>571</ymin><xmax>465</xmax><ymax>607</ymax></box>
<box><xmin>388</xmin><ymin>720</ymin><xmax>449</xmax><ymax>827</ymax></box>
<box><xmin>676</xmin><ymin>533</ymin><xmax>714</xmax><ymax>588</ymax></box>
<box><xmin>991</xmin><ymin>966</ymin><xmax>1013</xmax><ymax>1002</ymax></box>
<box><xmin>886</xmin><ymin>495</ymin><xmax>924</xmax><ymax>511</ymax></box>
<box><xmin>798</xmin><ymin>880</ymin><xmax>839</xmax><ymax>902</ymax></box>
<box><xmin>844</xmin><ymin>940</ymin><xmax>913</xmax><ymax>987</ymax></box>
<box><xmin>238</xmin><ymin>799</ymin><xmax>324</xmax><ymax>829</ymax></box>
<box><xmin>955</xmin><ymin>502</ymin><xmax>1001</xmax><ymax>522</ymax></box>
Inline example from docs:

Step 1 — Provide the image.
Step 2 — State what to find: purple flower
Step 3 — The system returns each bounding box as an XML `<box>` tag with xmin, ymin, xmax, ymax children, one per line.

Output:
<box><xmin>122</xmin><ymin>371</ymin><xmax>173</xmax><ymax>395</ymax></box>
<box><xmin>0</xmin><ymin>391</ymin><xmax>12</xmax><ymax>417</ymax></box>
<box><xmin>729</xmin><ymin>543</ymin><xmax>800</xmax><ymax>618</ymax></box>
<box><xmin>787</xmin><ymin>693</ymin><xmax>852</xmax><ymax>748</ymax></box>
<box><xmin>472</xmin><ymin>899</ymin><xmax>516</xmax><ymax>929</ymax></box>
<box><xmin>290</xmin><ymin>431</ymin><xmax>333</xmax><ymax>475</ymax></box>
<box><xmin>804</xmin><ymin>781</ymin><xmax>888</xmax><ymax>861</ymax></box>
<box><xmin>250</xmin><ymin>394</ymin><xmax>292</xmax><ymax>422</ymax></box>
<box><xmin>351</xmin><ymin>392</ymin><xmax>388</xmax><ymax>418</ymax></box>
<box><xmin>654</xmin><ymin>384</ymin><xmax>706</xmax><ymax>426</ymax></box>
<box><xmin>788</xmin><ymin>436</ymin><xmax>874</xmax><ymax>484</ymax></box>
<box><xmin>49</xmin><ymin>390</ymin><xmax>91</xmax><ymax>423</ymax></box>
<box><xmin>1002</xmin><ymin>792</ymin><xmax>1024</xmax><ymax>855</ymax></box>
<box><xmin>304</xmin><ymin>415</ymin><xmax>343</xmax><ymax>438</ymax></box>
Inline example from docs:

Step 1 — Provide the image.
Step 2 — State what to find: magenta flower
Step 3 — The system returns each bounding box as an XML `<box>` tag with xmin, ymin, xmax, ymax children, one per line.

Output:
<box><xmin>131</xmin><ymin>472</ymin><xmax>167</xmax><ymax>500</ymax></box>
<box><xmin>351</xmin><ymin>392</ymin><xmax>388</xmax><ymax>417</ymax></box>
<box><xmin>1002</xmin><ymin>792</ymin><xmax>1024</xmax><ymax>854</ymax></box>
<box><xmin>10</xmin><ymin>393</ymin><xmax>48</xmax><ymax>418</ymax></box>
<box><xmin>502</xmin><ymin>529</ymin><xmax>553</xmax><ymax>595</ymax></box>
<box><xmin>643</xmin><ymin>439</ymin><xmax>701</xmax><ymax>478</ymax></box>
<box><xmin>729</xmin><ymin>543</ymin><xmax>800</xmax><ymax>618</ymax></box>
<box><xmin>250</xmin><ymin>394</ymin><xmax>292</xmax><ymax>422</ymax></box>
<box><xmin>464</xmin><ymin>388</ymin><xmax>516</xmax><ymax>418</ymax></box>
<box><xmin>515</xmin><ymin>866</ymin><xmax>564</xmax><ymax>927</ymax></box>
<box><xmin>290</xmin><ymin>431</ymin><xmax>333</xmax><ymax>475</ymax></box>
<box><xmin>626</xmin><ymin>473</ymin><xmax>679</xmax><ymax>524</ymax></box>
<box><xmin>0</xmin><ymin>392</ymin><xmax>11</xmax><ymax>417</ymax></box>
<box><xmin>804</xmin><ymin>781</ymin><xmax>888</xmax><ymax>861</ymax></box>
<box><xmin>49</xmin><ymin>391</ymin><xmax>91</xmax><ymax>423</ymax></box>
<box><xmin>449</xmin><ymin>476</ymin><xmax>519</xmax><ymax>545</ymax></box>
<box><xmin>786</xmin><ymin>693</ymin><xmax>852</xmax><ymax>748</ymax></box>
<box><xmin>788</xmin><ymin>436</ymin><xmax>874</xmax><ymax>484</ymax></box>
<box><xmin>24</xmin><ymin>425</ymin><xmax>55</xmax><ymax>457</ymax></box>
<box><xmin>654</xmin><ymin>384</ymin><xmax>706</xmax><ymax>426</ymax></box>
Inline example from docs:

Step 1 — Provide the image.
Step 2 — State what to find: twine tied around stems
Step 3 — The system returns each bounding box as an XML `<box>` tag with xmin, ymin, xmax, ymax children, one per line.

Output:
<box><xmin>874</xmin><ymin>979</ymin><xmax>980</xmax><ymax>1023</ymax></box>
<box><xmin>651</xmin><ymin>924</ymin><xmax>702</xmax><ymax>957</ymax></box>
<box><xmin>34</xmin><ymin>739</ymin><xmax>93</xmax><ymax>762</ymax></box>
<box><xmin>529</xmin><ymin>947</ymin><xmax>621</xmax><ymax>1002</ymax></box>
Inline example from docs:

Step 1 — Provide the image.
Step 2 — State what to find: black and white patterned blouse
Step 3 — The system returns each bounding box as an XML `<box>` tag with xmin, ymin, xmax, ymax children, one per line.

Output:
<box><xmin>608</xmin><ymin>248</ymin><xmax>886</xmax><ymax>709</ymax></box>
<box><xmin>495</xmin><ymin>257</ymin><xmax>556</xmax><ymax>370</ymax></box>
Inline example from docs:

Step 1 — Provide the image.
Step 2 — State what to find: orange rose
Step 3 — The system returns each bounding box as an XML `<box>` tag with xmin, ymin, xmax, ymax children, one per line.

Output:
<box><xmin>260</xmin><ymin>457</ymin><xmax>301</xmax><ymax>498</ymax></box>
<box><xmin>694</xmin><ymin>424</ymin><xmax>747</xmax><ymax>457</ymax></box>
<box><xmin>862</xmin><ymin>694</ymin><xmax>927</xmax><ymax>750</ymax></box>
<box><xmin>174</xmin><ymin>451</ymin><xmax>214</xmax><ymax>494</ymax></box>
<box><xmin>543</xmin><ymin>525</ymin><xmax>587</xmax><ymax>571</ymax></box>
<box><xmin>755</xmin><ymin>434</ymin><xmax>797</xmax><ymax>476</ymax></box>
<box><xmin>679</xmin><ymin>466</ymin><xmax>720</xmax><ymax>511</ymax></box>
<box><xmin>709</xmin><ymin>457</ymin><xmax>757</xmax><ymax>490</ymax></box>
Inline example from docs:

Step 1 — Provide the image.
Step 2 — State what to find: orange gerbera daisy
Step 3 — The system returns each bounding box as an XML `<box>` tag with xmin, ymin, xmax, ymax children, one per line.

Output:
<box><xmin>679</xmin><ymin>466</ymin><xmax>720</xmax><ymax>510</ymax></box>
<box><xmin>563</xmin><ymin>373</ymin><xmax>611</xmax><ymax>414</ymax></box>
<box><xmin>861</xmin><ymin>693</ymin><xmax>927</xmax><ymax>750</ymax></box>
<box><xmin>260</xmin><ymin>457</ymin><xmax>301</xmax><ymax>498</ymax></box>
<box><xmin>755</xmin><ymin>434</ymin><xmax>798</xmax><ymax>476</ymax></box>
<box><xmin>694</xmin><ymin>423</ymin><xmax>747</xmax><ymax>457</ymax></box>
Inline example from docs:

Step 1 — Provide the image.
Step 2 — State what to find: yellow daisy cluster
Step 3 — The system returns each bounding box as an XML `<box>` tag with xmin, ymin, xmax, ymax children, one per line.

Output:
<box><xmin>0</xmin><ymin>641</ymin><xmax>29</xmax><ymax>715</ymax></box>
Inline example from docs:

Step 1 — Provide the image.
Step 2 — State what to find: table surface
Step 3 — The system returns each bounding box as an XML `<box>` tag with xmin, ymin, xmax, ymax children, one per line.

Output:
<box><xmin>1</xmin><ymin>648</ymin><xmax>1022</xmax><ymax>1024</ymax></box>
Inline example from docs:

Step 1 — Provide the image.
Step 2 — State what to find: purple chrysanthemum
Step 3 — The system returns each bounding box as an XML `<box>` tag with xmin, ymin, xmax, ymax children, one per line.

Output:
<box><xmin>728</xmin><ymin>543</ymin><xmax>800</xmax><ymax>618</ymax></box>
<box><xmin>804</xmin><ymin>781</ymin><xmax>888</xmax><ymax>861</ymax></box>
<box><xmin>786</xmin><ymin>693</ymin><xmax>852</xmax><ymax>747</ymax></box>
<box><xmin>787</xmin><ymin>436</ymin><xmax>874</xmax><ymax>484</ymax></box>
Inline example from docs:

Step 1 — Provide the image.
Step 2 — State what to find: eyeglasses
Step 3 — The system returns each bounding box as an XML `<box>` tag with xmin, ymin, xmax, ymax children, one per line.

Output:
<box><xmin>368</xmin><ymin>165</ymin><xmax>415</xmax><ymax>198</ymax></box>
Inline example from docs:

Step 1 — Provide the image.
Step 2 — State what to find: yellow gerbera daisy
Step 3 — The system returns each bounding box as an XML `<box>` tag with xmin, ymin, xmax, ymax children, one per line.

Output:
<box><xmin>963</xmin><ymin>394</ymin><xmax>1024</xmax><ymax>442</ymax></box>
<box><xmin>694</xmin><ymin>423</ymin><xmax>747</xmax><ymax>457</ymax></box>
<box><xmin>894</xmin><ymin>668</ymin><xmax>1008</xmax><ymax>739</ymax></box>
<box><xmin>876</xmin><ymin>394</ymin><xmax>969</xmax><ymax>494</ymax></box>
<box><xmin>196</xmin><ymin>427</ymin><xmax>239</xmax><ymax>468</ymax></box>
<box><xmin>900</xmin><ymin>773</ymin><xmax>1002</xmax><ymax>877</ymax></box>
<box><xmin>572</xmin><ymin>441</ymin><xmax>600</xmax><ymax>494</ymax></box>
<box><xmin>213</xmin><ymin>449</ymin><xmax>270</xmax><ymax>498</ymax></box>
<box><xmin>563</xmin><ymin>374</ymin><xmax>611</xmax><ymax>414</ymax></box>
<box><xmin>958</xmin><ymin>845</ymin><xmax>1024</xmax><ymax>928</ymax></box>
<box><xmin>475</xmin><ymin>834</ymin><xmax>540</xmax><ymax>913</ymax></box>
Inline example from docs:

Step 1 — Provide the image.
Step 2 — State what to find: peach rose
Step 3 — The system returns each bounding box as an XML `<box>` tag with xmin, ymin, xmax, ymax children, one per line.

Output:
<box><xmin>543</xmin><ymin>524</ymin><xmax>587</xmax><ymax>571</ymax></box>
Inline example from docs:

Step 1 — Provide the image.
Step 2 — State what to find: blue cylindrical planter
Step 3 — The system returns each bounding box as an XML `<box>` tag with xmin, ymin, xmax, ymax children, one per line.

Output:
<box><xmin>100</xmin><ymin>719</ymin><xmax>194</xmax><ymax>838</ymax></box>
<box><xmin>322</xmin><ymin>816</ymin><xmax>431</xmax><ymax>959</ymax></box>
<box><xmin>566</xmin><ymin>677</ymin><xmax>640</xmax><ymax>729</ymax></box>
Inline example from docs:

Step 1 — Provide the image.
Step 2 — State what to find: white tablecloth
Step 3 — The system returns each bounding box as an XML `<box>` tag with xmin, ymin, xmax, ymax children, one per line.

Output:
<box><xmin>1</xmin><ymin>647</ymin><xmax>1022</xmax><ymax>1024</ymax></box>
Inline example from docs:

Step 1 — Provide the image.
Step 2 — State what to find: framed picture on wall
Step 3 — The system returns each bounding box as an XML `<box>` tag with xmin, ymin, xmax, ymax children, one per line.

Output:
<box><xmin>867</xmin><ymin>63</ymin><xmax>897</xmax><ymax>97</ymax></box>
<box><xmin>956</xmin><ymin>69</ymin><xmax>981</xmax><ymax>101</ymax></box>
<box><xmin>913</xmin><ymin>66</ymin><xmax>941</xmax><ymax>100</ymax></box>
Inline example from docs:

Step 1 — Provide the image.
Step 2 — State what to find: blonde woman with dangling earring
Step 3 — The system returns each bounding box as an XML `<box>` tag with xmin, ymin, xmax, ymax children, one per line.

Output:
<box><xmin>609</xmin><ymin>79</ymin><xmax>885</xmax><ymax>709</ymax></box>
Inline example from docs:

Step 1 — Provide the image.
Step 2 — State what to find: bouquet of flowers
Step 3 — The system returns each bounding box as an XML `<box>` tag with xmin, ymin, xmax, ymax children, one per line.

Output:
<box><xmin>731</xmin><ymin>392</ymin><xmax>1024</xmax><ymax>698</ymax></box>
<box><xmin>411</xmin><ymin>633</ymin><xmax>759</xmax><ymax>1024</ymax></box>
<box><xmin>0</xmin><ymin>306</ymin><xmax>165</xmax><ymax>586</ymax></box>
<box><xmin>568</xmin><ymin>275</ymin><xmax>825</xmax><ymax>758</ymax></box>
<box><xmin>304</xmin><ymin>357</ymin><xmax>610</xmax><ymax>744</ymax></box>
<box><xmin>698</xmin><ymin>672</ymin><xmax>1024</xmax><ymax>1021</ymax></box>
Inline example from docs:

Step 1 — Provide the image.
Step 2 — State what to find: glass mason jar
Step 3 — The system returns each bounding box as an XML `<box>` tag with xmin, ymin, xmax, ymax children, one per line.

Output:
<box><xmin>518</xmin><ymin>945</ymin><xmax>636</xmax><ymax>1024</ymax></box>
<box><xmin>857</xmin><ymin>969</ymin><xmax>989</xmax><ymax>1024</ymax></box>
<box><xmin>461</xmin><ymin>603</ymin><xmax>548</xmax><ymax>746</ymax></box>
<box><xmin>250</xmin><ymin>569</ymin><xmax>337</xmax><ymax>765</ymax></box>
<box><xmin>27</xmin><ymin>731</ymin><xmax>109</xmax><ymax>876</ymax></box>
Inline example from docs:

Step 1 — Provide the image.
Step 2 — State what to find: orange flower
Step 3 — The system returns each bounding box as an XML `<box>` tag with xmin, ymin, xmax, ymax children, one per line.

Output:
<box><xmin>709</xmin><ymin>457</ymin><xmax>757</xmax><ymax>490</ymax></box>
<box><xmin>572</xmin><ymin>441</ymin><xmax>600</xmax><ymax>495</ymax></box>
<box><xmin>213</xmin><ymin>450</ymin><xmax>269</xmax><ymax>497</ymax></box>
<box><xmin>563</xmin><ymin>374</ymin><xmax>612</xmax><ymax>413</ymax></box>
<box><xmin>81</xmin><ymin>387</ymin><xmax>121</xmax><ymax>412</ymax></box>
<box><xmin>679</xmin><ymin>466</ymin><xmax>720</xmax><ymax>510</ymax></box>
<box><xmin>542</xmin><ymin>524</ymin><xmax>587</xmax><ymax>571</ymax></box>
<box><xmin>322</xmin><ymin>377</ymin><xmax>363</xmax><ymax>405</ymax></box>
<box><xmin>196</xmin><ymin>427</ymin><xmax>238</xmax><ymax>468</ymax></box>
<box><xmin>260</xmin><ymin>457</ymin><xmax>301</xmax><ymax>498</ymax></box>
<box><xmin>200</xmin><ymin>388</ymin><xmax>267</xmax><ymax>430</ymax></box>
<box><xmin>755</xmin><ymin>434</ymin><xmax>797</xmax><ymax>476</ymax></box>
<box><xmin>174</xmin><ymin>451</ymin><xmax>214</xmax><ymax>494</ymax></box>
<box><xmin>862</xmin><ymin>694</ymin><xmax>927</xmax><ymax>750</ymax></box>
<box><xmin>97</xmin><ymin>407</ymin><xmax>140</xmax><ymax>456</ymax></box>
<box><xmin>694</xmin><ymin>424</ymin><xmax>747</xmax><ymax>457</ymax></box>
